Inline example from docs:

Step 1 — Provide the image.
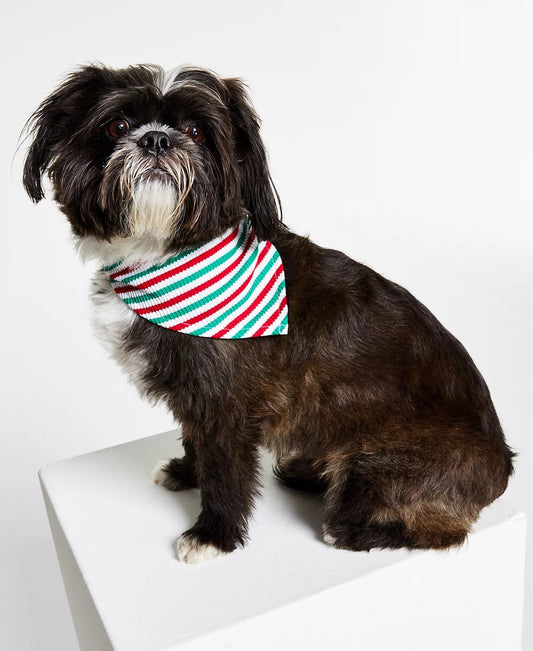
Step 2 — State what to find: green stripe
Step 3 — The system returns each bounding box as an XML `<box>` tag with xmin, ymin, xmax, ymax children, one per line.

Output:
<box><xmin>232</xmin><ymin>279</ymin><xmax>286</xmax><ymax>337</ymax></box>
<box><xmin>277</xmin><ymin>313</ymin><xmax>289</xmax><ymax>334</ymax></box>
<box><xmin>116</xmin><ymin>226</ymin><xmax>250</xmax><ymax>303</ymax></box>
<box><xmin>112</xmin><ymin>242</ymin><xmax>206</xmax><ymax>284</ymax></box>
<box><xmin>103</xmin><ymin>261</ymin><xmax>122</xmax><ymax>273</ymax></box>
<box><xmin>114</xmin><ymin>222</ymin><xmax>246</xmax><ymax>285</ymax></box>
<box><xmin>149</xmin><ymin>246</ymin><xmax>260</xmax><ymax>324</ymax></box>
<box><xmin>174</xmin><ymin>255</ymin><xmax>280</xmax><ymax>335</ymax></box>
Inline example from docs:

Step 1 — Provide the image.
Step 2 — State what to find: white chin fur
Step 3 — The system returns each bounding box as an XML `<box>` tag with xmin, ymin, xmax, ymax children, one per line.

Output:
<box><xmin>128</xmin><ymin>178</ymin><xmax>179</xmax><ymax>239</ymax></box>
<box><xmin>76</xmin><ymin>179</ymin><xmax>179</xmax><ymax>266</ymax></box>
<box><xmin>76</xmin><ymin>172</ymin><xmax>181</xmax><ymax>266</ymax></box>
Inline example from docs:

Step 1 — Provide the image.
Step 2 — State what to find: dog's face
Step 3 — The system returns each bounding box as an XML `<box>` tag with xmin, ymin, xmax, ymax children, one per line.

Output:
<box><xmin>23</xmin><ymin>64</ymin><xmax>282</xmax><ymax>250</ymax></box>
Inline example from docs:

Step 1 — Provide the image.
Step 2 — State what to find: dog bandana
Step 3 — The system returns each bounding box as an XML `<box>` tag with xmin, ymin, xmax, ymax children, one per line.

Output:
<box><xmin>104</xmin><ymin>218</ymin><xmax>288</xmax><ymax>339</ymax></box>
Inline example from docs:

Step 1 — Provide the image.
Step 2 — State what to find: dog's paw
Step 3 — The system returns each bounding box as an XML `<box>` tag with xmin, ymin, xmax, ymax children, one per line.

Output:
<box><xmin>322</xmin><ymin>524</ymin><xmax>337</xmax><ymax>546</ymax></box>
<box><xmin>152</xmin><ymin>459</ymin><xmax>171</xmax><ymax>484</ymax></box>
<box><xmin>151</xmin><ymin>458</ymin><xmax>197</xmax><ymax>491</ymax></box>
<box><xmin>176</xmin><ymin>533</ymin><xmax>229</xmax><ymax>564</ymax></box>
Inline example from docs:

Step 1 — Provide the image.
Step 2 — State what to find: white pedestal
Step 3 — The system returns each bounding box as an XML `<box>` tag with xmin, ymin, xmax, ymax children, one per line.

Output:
<box><xmin>39</xmin><ymin>430</ymin><xmax>526</xmax><ymax>651</ymax></box>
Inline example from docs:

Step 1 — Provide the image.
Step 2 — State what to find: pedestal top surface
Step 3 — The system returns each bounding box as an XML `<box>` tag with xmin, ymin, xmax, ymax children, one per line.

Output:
<box><xmin>39</xmin><ymin>430</ymin><xmax>522</xmax><ymax>651</ymax></box>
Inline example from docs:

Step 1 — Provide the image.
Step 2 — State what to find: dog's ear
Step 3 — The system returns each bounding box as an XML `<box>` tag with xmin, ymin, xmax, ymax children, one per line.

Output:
<box><xmin>222</xmin><ymin>78</ymin><xmax>284</xmax><ymax>241</ymax></box>
<box><xmin>22</xmin><ymin>95</ymin><xmax>61</xmax><ymax>202</ymax></box>
<box><xmin>22</xmin><ymin>66</ymin><xmax>104</xmax><ymax>203</ymax></box>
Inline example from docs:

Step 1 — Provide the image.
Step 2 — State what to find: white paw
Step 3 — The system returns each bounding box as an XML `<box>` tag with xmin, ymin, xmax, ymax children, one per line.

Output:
<box><xmin>322</xmin><ymin>524</ymin><xmax>337</xmax><ymax>546</ymax></box>
<box><xmin>151</xmin><ymin>459</ymin><xmax>171</xmax><ymax>484</ymax></box>
<box><xmin>176</xmin><ymin>534</ymin><xmax>228</xmax><ymax>564</ymax></box>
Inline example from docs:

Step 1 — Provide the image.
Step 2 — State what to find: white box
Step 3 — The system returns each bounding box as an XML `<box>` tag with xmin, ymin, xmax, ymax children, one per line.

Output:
<box><xmin>39</xmin><ymin>430</ymin><xmax>526</xmax><ymax>651</ymax></box>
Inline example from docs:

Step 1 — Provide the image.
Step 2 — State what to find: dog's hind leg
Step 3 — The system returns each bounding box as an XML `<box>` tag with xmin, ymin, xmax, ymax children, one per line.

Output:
<box><xmin>152</xmin><ymin>439</ymin><xmax>198</xmax><ymax>491</ymax></box>
<box><xmin>322</xmin><ymin>464</ymin><xmax>416</xmax><ymax>551</ymax></box>
<box><xmin>324</xmin><ymin>505</ymin><xmax>469</xmax><ymax>552</ymax></box>
<box><xmin>322</xmin><ymin>457</ymin><xmax>473</xmax><ymax>552</ymax></box>
<box><xmin>273</xmin><ymin>456</ymin><xmax>328</xmax><ymax>493</ymax></box>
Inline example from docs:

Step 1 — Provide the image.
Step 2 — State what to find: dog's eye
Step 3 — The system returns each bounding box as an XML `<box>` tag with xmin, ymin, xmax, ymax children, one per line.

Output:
<box><xmin>107</xmin><ymin>119</ymin><xmax>130</xmax><ymax>139</ymax></box>
<box><xmin>184</xmin><ymin>125</ymin><xmax>205</xmax><ymax>144</ymax></box>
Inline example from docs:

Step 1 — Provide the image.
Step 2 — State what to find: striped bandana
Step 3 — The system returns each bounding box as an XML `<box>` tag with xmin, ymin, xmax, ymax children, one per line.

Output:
<box><xmin>103</xmin><ymin>218</ymin><xmax>288</xmax><ymax>339</ymax></box>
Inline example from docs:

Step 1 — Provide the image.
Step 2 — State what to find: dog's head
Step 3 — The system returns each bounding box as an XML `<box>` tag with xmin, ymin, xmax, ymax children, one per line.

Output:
<box><xmin>23</xmin><ymin>64</ymin><xmax>283</xmax><ymax>253</ymax></box>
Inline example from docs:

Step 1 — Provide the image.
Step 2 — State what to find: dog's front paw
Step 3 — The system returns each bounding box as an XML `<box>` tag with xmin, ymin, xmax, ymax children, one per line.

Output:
<box><xmin>176</xmin><ymin>532</ymin><xmax>229</xmax><ymax>564</ymax></box>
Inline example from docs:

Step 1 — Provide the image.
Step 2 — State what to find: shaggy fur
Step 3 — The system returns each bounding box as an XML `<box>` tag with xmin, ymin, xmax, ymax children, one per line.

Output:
<box><xmin>23</xmin><ymin>63</ymin><xmax>514</xmax><ymax>562</ymax></box>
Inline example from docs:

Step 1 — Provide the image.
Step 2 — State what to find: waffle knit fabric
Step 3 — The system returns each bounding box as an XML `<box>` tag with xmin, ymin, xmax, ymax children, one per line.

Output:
<box><xmin>104</xmin><ymin>218</ymin><xmax>288</xmax><ymax>339</ymax></box>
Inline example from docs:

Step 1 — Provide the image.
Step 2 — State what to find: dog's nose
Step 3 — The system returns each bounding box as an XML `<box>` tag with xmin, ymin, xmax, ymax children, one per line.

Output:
<box><xmin>137</xmin><ymin>131</ymin><xmax>172</xmax><ymax>156</ymax></box>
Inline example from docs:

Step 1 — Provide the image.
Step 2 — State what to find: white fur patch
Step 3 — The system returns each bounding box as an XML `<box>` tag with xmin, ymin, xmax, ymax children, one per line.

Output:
<box><xmin>151</xmin><ymin>65</ymin><xmax>228</xmax><ymax>103</ymax></box>
<box><xmin>151</xmin><ymin>459</ymin><xmax>171</xmax><ymax>484</ymax></box>
<box><xmin>156</xmin><ymin>68</ymin><xmax>182</xmax><ymax>95</ymax></box>
<box><xmin>77</xmin><ymin>233</ymin><xmax>172</xmax><ymax>267</ymax></box>
<box><xmin>89</xmin><ymin>271</ymin><xmax>152</xmax><ymax>397</ymax></box>
<box><xmin>322</xmin><ymin>524</ymin><xmax>337</xmax><ymax>546</ymax></box>
<box><xmin>176</xmin><ymin>534</ymin><xmax>228</xmax><ymax>564</ymax></box>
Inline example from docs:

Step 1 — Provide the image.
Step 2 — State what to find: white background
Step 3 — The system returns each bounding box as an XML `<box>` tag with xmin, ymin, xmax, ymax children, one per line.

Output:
<box><xmin>1</xmin><ymin>0</ymin><xmax>532</xmax><ymax>649</ymax></box>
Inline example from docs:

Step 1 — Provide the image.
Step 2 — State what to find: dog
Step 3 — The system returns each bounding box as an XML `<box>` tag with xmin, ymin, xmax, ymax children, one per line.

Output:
<box><xmin>23</xmin><ymin>64</ymin><xmax>514</xmax><ymax>564</ymax></box>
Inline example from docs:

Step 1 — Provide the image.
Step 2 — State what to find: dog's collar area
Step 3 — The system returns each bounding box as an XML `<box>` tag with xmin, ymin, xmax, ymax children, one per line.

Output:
<box><xmin>103</xmin><ymin>218</ymin><xmax>288</xmax><ymax>339</ymax></box>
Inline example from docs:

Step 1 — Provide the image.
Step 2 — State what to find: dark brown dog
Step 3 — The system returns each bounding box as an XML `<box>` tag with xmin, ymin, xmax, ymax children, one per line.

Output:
<box><xmin>23</xmin><ymin>64</ymin><xmax>514</xmax><ymax>563</ymax></box>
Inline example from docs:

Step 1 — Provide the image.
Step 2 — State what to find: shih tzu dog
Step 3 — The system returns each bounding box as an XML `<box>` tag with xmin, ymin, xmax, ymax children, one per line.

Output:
<box><xmin>23</xmin><ymin>63</ymin><xmax>514</xmax><ymax>564</ymax></box>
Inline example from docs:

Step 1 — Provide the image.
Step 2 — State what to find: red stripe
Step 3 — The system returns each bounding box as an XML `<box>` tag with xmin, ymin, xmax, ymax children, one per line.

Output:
<box><xmin>250</xmin><ymin>295</ymin><xmax>288</xmax><ymax>337</ymax></box>
<box><xmin>132</xmin><ymin>230</ymin><xmax>258</xmax><ymax>315</ymax></box>
<box><xmin>112</xmin><ymin>226</ymin><xmax>239</xmax><ymax>289</ymax></box>
<box><xmin>168</xmin><ymin>276</ymin><xmax>253</xmax><ymax>331</ymax></box>
<box><xmin>110</xmin><ymin>264</ymin><xmax>137</xmax><ymax>280</ymax></box>
<box><xmin>210</xmin><ymin>262</ymin><xmax>284</xmax><ymax>338</ymax></box>
<box><xmin>164</xmin><ymin>246</ymin><xmax>272</xmax><ymax>329</ymax></box>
